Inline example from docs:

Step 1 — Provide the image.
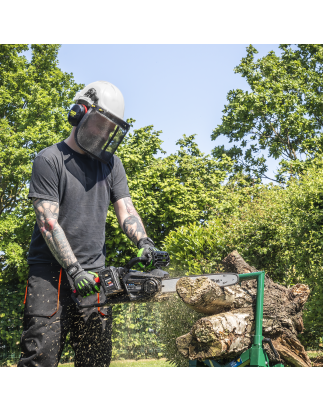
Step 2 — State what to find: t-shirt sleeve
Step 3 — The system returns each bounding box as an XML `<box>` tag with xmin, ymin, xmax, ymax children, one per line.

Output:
<box><xmin>28</xmin><ymin>155</ymin><xmax>59</xmax><ymax>202</ymax></box>
<box><xmin>110</xmin><ymin>156</ymin><xmax>131</xmax><ymax>203</ymax></box>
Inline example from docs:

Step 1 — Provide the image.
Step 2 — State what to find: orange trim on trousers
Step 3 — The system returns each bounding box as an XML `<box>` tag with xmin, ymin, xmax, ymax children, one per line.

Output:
<box><xmin>97</xmin><ymin>292</ymin><xmax>105</xmax><ymax>316</ymax></box>
<box><xmin>23</xmin><ymin>280</ymin><xmax>29</xmax><ymax>304</ymax></box>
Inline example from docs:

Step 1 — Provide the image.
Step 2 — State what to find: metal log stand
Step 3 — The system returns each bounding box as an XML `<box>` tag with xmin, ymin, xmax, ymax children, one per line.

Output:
<box><xmin>189</xmin><ymin>271</ymin><xmax>284</xmax><ymax>367</ymax></box>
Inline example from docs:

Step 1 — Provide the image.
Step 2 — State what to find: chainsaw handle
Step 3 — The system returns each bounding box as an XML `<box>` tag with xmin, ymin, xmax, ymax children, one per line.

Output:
<box><xmin>71</xmin><ymin>257</ymin><xmax>148</xmax><ymax>308</ymax></box>
<box><xmin>70</xmin><ymin>269</ymin><xmax>105</xmax><ymax>308</ymax></box>
<box><xmin>71</xmin><ymin>288</ymin><xmax>108</xmax><ymax>308</ymax></box>
<box><xmin>123</xmin><ymin>256</ymin><xmax>148</xmax><ymax>271</ymax></box>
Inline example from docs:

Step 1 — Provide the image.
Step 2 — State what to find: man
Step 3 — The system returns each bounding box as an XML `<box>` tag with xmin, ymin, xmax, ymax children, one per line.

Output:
<box><xmin>18</xmin><ymin>80</ymin><xmax>165</xmax><ymax>367</ymax></box>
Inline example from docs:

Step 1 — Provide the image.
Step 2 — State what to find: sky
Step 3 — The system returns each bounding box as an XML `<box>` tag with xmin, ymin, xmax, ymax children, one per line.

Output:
<box><xmin>26</xmin><ymin>44</ymin><xmax>283</xmax><ymax>179</ymax></box>
<box><xmin>59</xmin><ymin>44</ymin><xmax>283</xmax><ymax>179</ymax></box>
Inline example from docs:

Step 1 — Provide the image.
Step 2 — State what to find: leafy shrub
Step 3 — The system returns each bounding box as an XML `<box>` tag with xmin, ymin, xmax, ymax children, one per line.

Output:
<box><xmin>158</xmin><ymin>295</ymin><xmax>203</xmax><ymax>367</ymax></box>
<box><xmin>163</xmin><ymin>220</ymin><xmax>227</xmax><ymax>275</ymax></box>
<box><xmin>111</xmin><ymin>303</ymin><xmax>163</xmax><ymax>360</ymax></box>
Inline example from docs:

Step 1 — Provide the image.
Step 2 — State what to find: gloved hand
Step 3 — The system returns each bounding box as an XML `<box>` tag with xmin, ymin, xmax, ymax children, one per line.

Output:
<box><xmin>66</xmin><ymin>262</ymin><xmax>100</xmax><ymax>297</ymax></box>
<box><xmin>137</xmin><ymin>237</ymin><xmax>157</xmax><ymax>268</ymax></box>
<box><xmin>137</xmin><ymin>237</ymin><xmax>161</xmax><ymax>269</ymax></box>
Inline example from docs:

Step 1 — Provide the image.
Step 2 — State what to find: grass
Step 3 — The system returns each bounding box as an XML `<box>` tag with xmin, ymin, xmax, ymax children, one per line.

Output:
<box><xmin>9</xmin><ymin>351</ymin><xmax>323</xmax><ymax>367</ymax></box>
<box><xmin>58</xmin><ymin>358</ymin><xmax>175</xmax><ymax>367</ymax></box>
<box><xmin>58</xmin><ymin>352</ymin><xmax>323</xmax><ymax>367</ymax></box>
<box><xmin>307</xmin><ymin>351</ymin><xmax>323</xmax><ymax>359</ymax></box>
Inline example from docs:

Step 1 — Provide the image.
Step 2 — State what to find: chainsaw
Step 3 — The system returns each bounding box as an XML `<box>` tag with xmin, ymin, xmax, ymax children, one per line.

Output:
<box><xmin>71</xmin><ymin>251</ymin><xmax>283</xmax><ymax>367</ymax></box>
<box><xmin>71</xmin><ymin>250</ymin><xmax>239</xmax><ymax>308</ymax></box>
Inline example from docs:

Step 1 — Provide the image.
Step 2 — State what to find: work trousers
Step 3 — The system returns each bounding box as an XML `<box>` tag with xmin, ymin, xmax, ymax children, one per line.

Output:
<box><xmin>17</xmin><ymin>263</ymin><xmax>112</xmax><ymax>367</ymax></box>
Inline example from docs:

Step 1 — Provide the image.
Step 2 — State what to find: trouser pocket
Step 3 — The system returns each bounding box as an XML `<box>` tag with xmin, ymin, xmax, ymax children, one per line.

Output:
<box><xmin>24</xmin><ymin>264</ymin><xmax>62</xmax><ymax>317</ymax></box>
<box><xmin>18</xmin><ymin>314</ymin><xmax>70</xmax><ymax>367</ymax></box>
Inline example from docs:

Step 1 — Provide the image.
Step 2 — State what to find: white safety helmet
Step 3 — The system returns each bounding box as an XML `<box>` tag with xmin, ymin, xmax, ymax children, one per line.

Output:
<box><xmin>70</xmin><ymin>81</ymin><xmax>130</xmax><ymax>165</ymax></box>
<box><xmin>74</xmin><ymin>80</ymin><xmax>125</xmax><ymax>120</ymax></box>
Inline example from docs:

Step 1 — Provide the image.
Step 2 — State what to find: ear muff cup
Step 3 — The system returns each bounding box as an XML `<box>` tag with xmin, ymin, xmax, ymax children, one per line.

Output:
<box><xmin>67</xmin><ymin>104</ymin><xmax>88</xmax><ymax>127</ymax></box>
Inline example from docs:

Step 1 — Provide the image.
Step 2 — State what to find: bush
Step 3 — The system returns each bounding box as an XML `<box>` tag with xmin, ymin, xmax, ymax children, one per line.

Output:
<box><xmin>111</xmin><ymin>303</ymin><xmax>163</xmax><ymax>360</ymax></box>
<box><xmin>158</xmin><ymin>295</ymin><xmax>203</xmax><ymax>367</ymax></box>
<box><xmin>163</xmin><ymin>220</ymin><xmax>227</xmax><ymax>275</ymax></box>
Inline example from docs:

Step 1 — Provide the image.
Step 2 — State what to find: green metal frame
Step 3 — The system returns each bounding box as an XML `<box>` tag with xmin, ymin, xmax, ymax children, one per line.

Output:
<box><xmin>189</xmin><ymin>271</ymin><xmax>284</xmax><ymax>368</ymax></box>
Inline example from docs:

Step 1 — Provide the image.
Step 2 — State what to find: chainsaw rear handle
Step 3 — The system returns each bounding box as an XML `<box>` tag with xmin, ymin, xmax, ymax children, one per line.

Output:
<box><xmin>71</xmin><ymin>257</ymin><xmax>149</xmax><ymax>308</ymax></box>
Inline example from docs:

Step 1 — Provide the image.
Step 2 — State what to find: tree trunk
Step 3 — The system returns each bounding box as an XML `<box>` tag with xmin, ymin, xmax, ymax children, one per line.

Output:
<box><xmin>175</xmin><ymin>250</ymin><xmax>311</xmax><ymax>367</ymax></box>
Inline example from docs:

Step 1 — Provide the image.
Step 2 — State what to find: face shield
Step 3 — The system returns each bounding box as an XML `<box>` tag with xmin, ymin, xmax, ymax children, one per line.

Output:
<box><xmin>74</xmin><ymin>105</ymin><xmax>130</xmax><ymax>165</ymax></box>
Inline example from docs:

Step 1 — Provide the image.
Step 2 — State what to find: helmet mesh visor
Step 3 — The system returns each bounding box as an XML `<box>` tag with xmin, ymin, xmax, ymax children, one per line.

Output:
<box><xmin>75</xmin><ymin>109</ymin><xmax>127</xmax><ymax>164</ymax></box>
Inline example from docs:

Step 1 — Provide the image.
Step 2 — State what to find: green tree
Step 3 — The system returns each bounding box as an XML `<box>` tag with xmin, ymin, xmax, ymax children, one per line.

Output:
<box><xmin>104</xmin><ymin>129</ymin><xmax>233</xmax><ymax>267</ymax></box>
<box><xmin>105</xmin><ymin>129</ymin><xmax>233</xmax><ymax>364</ymax></box>
<box><xmin>0</xmin><ymin>43</ymin><xmax>234</xmax><ymax>362</ymax></box>
<box><xmin>212</xmin><ymin>44</ymin><xmax>323</xmax><ymax>183</ymax></box>
<box><xmin>0</xmin><ymin>44</ymin><xmax>82</xmax><ymax>284</ymax></box>
<box><xmin>0</xmin><ymin>45</ymin><xmax>235</xmax><ymax>363</ymax></box>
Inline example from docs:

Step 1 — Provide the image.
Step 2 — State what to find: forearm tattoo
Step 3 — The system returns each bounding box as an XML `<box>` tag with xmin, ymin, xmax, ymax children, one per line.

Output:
<box><xmin>33</xmin><ymin>198</ymin><xmax>77</xmax><ymax>268</ymax></box>
<box><xmin>122</xmin><ymin>198</ymin><xmax>147</xmax><ymax>245</ymax></box>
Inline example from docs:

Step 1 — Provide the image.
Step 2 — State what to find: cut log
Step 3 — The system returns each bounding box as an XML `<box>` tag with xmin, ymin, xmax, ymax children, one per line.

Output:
<box><xmin>175</xmin><ymin>250</ymin><xmax>311</xmax><ymax>367</ymax></box>
<box><xmin>222</xmin><ymin>250</ymin><xmax>257</xmax><ymax>274</ymax></box>
<box><xmin>311</xmin><ymin>356</ymin><xmax>323</xmax><ymax>367</ymax></box>
<box><xmin>177</xmin><ymin>312</ymin><xmax>252</xmax><ymax>360</ymax></box>
<box><xmin>175</xmin><ymin>276</ymin><xmax>236</xmax><ymax>315</ymax></box>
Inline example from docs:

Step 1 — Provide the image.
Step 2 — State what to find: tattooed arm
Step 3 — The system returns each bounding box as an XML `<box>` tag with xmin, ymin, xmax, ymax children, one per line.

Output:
<box><xmin>33</xmin><ymin>198</ymin><xmax>77</xmax><ymax>269</ymax></box>
<box><xmin>113</xmin><ymin>197</ymin><xmax>147</xmax><ymax>246</ymax></box>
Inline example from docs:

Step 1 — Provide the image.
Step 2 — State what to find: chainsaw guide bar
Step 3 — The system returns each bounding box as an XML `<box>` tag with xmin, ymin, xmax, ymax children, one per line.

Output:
<box><xmin>161</xmin><ymin>273</ymin><xmax>239</xmax><ymax>293</ymax></box>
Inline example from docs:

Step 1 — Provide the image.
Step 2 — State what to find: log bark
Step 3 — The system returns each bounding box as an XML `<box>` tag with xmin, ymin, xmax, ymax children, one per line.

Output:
<box><xmin>312</xmin><ymin>356</ymin><xmax>323</xmax><ymax>367</ymax></box>
<box><xmin>175</xmin><ymin>250</ymin><xmax>311</xmax><ymax>367</ymax></box>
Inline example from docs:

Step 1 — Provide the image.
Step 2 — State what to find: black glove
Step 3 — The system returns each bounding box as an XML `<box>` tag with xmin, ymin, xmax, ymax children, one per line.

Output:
<box><xmin>137</xmin><ymin>237</ymin><xmax>157</xmax><ymax>268</ymax></box>
<box><xmin>137</xmin><ymin>237</ymin><xmax>168</xmax><ymax>269</ymax></box>
<box><xmin>66</xmin><ymin>262</ymin><xmax>100</xmax><ymax>297</ymax></box>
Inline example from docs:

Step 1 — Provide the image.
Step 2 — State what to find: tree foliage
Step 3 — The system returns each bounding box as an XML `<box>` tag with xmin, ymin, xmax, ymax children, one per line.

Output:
<box><xmin>212</xmin><ymin>44</ymin><xmax>323</xmax><ymax>182</ymax></box>
<box><xmin>105</xmin><ymin>129</ymin><xmax>233</xmax><ymax>267</ymax></box>
<box><xmin>0</xmin><ymin>45</ymin><xmax>234</xmax><ymax>363</ymax></box>
<box><xmin>0</xmin><ymin>44</ymin><xmax>82</xmax><ymax>284</ymax></box>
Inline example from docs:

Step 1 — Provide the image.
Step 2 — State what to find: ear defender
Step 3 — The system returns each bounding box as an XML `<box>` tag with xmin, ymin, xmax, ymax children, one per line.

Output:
<box><xmin>67</xmin><ymin>104</ymin><xmax>88</xmax><ymax>127</ymax></box>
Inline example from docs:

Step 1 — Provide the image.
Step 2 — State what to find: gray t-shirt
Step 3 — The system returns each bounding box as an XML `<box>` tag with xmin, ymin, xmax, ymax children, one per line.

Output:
<box><xmin>27</xmin><ymin>141</ymin><xmax>130</xmax><ymax>270</ymax></box>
